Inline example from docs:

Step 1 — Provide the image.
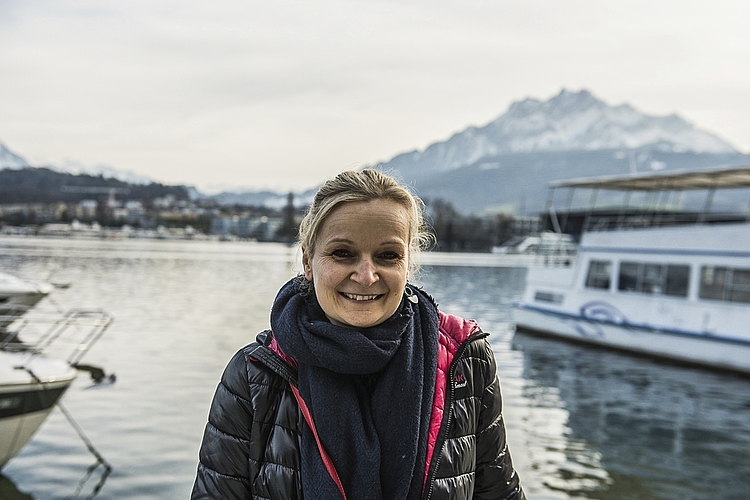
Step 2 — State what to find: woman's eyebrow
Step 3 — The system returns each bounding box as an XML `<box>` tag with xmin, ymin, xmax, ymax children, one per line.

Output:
<box><xmin>323</xmin><ymin>237</ymin><xmax>355</xmax><ymax>245</ymax></box>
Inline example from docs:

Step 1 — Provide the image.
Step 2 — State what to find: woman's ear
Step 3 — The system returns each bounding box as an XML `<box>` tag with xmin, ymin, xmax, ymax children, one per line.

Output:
<box><xmin>302</xmin><ymin>250</ymin><xmax>313</xmax><ymax>281</ymax></box>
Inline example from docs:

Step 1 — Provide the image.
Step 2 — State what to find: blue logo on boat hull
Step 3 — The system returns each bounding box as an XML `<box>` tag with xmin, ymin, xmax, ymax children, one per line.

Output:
<box><xmin>580</xmin><ymin>301</ymin><xmax>627</xmax><ymax>324</ymax></box>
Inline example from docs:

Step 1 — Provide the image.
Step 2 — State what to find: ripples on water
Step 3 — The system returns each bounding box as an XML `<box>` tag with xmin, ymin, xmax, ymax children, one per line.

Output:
<box><xmin>1</xmin><ymin>237</ymin><xmax>749</xmax><ymax>499</ymax></box>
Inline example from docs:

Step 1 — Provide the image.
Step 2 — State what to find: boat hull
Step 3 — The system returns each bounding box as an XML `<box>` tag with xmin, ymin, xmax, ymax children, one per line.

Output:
<box><xmin>0</xmin><ymin>272</ymin><xmax>53</xmax><ymax>328</ymax></box>
<box><xmin>514</xmin><ymin>305</ymin><xmax>750</xmax><ymax>375</ymax></box>
<box><xmin>0</xmin><ymin>351</ymin><xmax>76</xmax><ymax>468</ymax></box>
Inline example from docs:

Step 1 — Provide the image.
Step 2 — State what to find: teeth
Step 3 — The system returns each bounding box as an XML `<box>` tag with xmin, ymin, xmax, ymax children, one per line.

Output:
<box><xmin>343</xmin><ymin>293</ymin><xmax>379</xmax><ymax>301</ymax></box>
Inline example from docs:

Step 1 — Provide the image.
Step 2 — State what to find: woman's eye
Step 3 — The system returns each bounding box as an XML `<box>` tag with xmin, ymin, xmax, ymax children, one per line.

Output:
<box><xmin>331</xmin><ymin>249</ymin><xmax>353</xmax><ymax>258</ymax></box>
<box><xmin>379</xmin><ymin>252</ymin><xmax>401</xmax><ymax>261</ymax></box>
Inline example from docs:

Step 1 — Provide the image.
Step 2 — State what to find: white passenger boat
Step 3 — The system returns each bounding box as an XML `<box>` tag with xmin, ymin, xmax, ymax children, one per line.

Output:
<box><xmin>513</xmin><ymin>166</ymin><xmax>750</xmax><ymax>375</ymax></box>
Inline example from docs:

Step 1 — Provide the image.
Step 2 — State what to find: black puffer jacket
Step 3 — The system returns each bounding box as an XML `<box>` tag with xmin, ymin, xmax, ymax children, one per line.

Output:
<box><xmin>192</xmin><ymin>326</ymin><xmax>525</xmax><ymax>500</ymax></box>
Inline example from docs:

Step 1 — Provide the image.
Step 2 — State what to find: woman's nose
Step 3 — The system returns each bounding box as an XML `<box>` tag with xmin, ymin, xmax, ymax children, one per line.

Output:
<box><xmin>352</xmin><ymin>257</ymin><xmax>378</xmax><ymax>286</ymax></box>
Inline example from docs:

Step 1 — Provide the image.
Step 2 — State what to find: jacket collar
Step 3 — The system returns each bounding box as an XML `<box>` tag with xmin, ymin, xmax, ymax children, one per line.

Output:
<box><xmin>247</xmin><ymin>330</ymin><xmax>298</xmax><ymax>384</ymax></box>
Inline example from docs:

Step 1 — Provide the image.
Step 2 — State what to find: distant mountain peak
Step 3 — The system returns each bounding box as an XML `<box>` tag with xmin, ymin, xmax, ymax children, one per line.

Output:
<box><xmin>0</xmin><ymin>141</ymin><xmax>156</xmax><ymax>185</ymax></box>
<box><xmin>0</xmin><ymin>143</ymin><xmax>30</xmax><ymax>169</ymax></box>
<box><xmin>382</xmin><ymin>89</ymin><xmax>738</xmax><ymax>175</ymax></box>
<box><xmin>507</xmin><ymin>88</ymin><xmax>603</xmax><ymax>119</ymax></box>
<box><xmin>488</xmin><ymin>88</ymin><xmax>736</xmax><ymax>155</ymax></box>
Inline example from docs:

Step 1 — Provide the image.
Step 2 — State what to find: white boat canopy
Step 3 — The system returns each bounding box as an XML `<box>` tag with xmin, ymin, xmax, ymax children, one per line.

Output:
<box><xmin>549</xmin><ymin>166</ymin><xmax>750</xmax><ymax>191</ymax></box>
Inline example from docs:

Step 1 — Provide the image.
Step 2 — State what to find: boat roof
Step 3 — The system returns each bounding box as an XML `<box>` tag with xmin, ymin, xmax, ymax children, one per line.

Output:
<box><xmin>549</xmin><ymin>166</ymin><xmax>750</xmax><ymax>191</ymax></box>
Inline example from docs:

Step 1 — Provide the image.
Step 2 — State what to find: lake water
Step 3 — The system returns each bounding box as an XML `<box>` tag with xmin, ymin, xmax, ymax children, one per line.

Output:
<box><xmin>1</xmin><ymin>236</ymin><xmax>749</xmax><ymax>499</ymax></box>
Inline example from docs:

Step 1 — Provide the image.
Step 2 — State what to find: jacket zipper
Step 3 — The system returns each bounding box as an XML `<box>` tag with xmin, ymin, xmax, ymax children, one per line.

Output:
<box><xmin>422</xmin><ymin>331</ymin><xmax>488</xmax><ymax>500</ymax></box>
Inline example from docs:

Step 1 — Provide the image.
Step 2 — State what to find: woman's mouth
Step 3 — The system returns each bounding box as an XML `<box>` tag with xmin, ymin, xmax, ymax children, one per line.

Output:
<box><xmin>341</xmin><ymin>292</ymin><xmax>382</xmax><ymax>301</ymax></box>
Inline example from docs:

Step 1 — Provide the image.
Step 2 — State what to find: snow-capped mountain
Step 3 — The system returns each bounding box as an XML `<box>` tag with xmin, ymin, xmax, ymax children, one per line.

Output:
<box><xmin>56</xmin><ymin>160</ymin><xmax>156</xmax><ymax>185</ymax></box>
<box><xmin>382</xmin><ymin>89</ymin><xmax>738</xmax><ymax>176</ymax></box>
<box><xmin>0</xmin><ymin>142</ymin><xmax>156</xmax><ymax>185</ymax></box>
<box><xmin>0</xmin><ymin>143</ymin><xmax>30</xmax><ymax>169</ymax></box>
<box><xmin>490</xmin><ymin>89</ymin><xmax>735</xmax><ymax>154</ymax></box>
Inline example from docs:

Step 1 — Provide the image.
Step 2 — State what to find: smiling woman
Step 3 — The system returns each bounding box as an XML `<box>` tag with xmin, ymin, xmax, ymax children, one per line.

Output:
<box><xmin>192</xmin><ymin>169</ymin><xmax>526</xmax><ymax>500</ymax></box>
<box><xmin>302</xmin><ymin>199</ymin><xmax>411</xmax><ymax>328</ymax></box>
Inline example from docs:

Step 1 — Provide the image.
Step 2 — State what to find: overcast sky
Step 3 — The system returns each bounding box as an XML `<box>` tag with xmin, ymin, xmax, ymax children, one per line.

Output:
<box><xmin>1</xmin><ymin>0</ymin><xmax>749</xmax><ymax>193</ymax></box>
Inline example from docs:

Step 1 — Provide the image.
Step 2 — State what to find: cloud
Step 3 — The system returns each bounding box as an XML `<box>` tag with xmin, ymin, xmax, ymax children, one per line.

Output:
<box><xmin>0</xmin><ymin>0</ymin><xmax>749</xmax><ymax>191</ymax></box>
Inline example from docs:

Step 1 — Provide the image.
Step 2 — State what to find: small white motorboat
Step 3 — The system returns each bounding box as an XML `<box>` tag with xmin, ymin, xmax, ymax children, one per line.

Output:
<box><xmin>0</xmin><ymin>309</ymin><xmax>113</xmax><ymax>469</ymax></box>
<box><xmin>0</xmin><ymin>272</ymin><xmax>54</xmax><ymax>328</ymax></box>
<box><xmin>492</xmin><ymin>231</ymin><xmax>577</xmax><ymax>256</ymax></box>
<box><xmin>0</xmin><ymin>349</ymin><xmax>77</xmax><ymax>468</ymax></box>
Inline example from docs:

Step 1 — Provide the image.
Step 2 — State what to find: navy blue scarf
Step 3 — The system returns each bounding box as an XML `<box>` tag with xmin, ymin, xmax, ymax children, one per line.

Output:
<box><xmin>271</xmin><ymin>277</ymin><xmax>439</xmax><ymax>500</ymax></box>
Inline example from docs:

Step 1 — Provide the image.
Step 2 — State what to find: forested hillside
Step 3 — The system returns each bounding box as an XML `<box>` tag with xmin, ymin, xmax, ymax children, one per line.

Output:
<box><xmin>0</xmin><ymin>167</ymin><xmax>189</xmax><ymax>204</ymax></box>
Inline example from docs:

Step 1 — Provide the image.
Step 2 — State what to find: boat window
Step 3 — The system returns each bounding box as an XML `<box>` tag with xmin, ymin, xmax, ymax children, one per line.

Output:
<box><xmin>731</xmin><ymin>270</ymin><xmax>750</xmax><ymax>303</ymax></box>
<box><xmin>534</xmin><ymin>291</ymin><xmax>564</xmax><ymax>304</ymax></box>
<box><xmin>642</xmin><ymin>264</ymin><xmax>663</xmax><ymax>294</ymax></box>
<box><xmin>700</xmin><ymin>266</ymin><xmax>728</xmax><ymax>301</ymax></box>
<box><xmin>617</xmin><ymin>262</ymin><xmax>689</xmax><ymax>297</ymax></box>
<box><xmin>585</xmin><ymin>260</ymin><xmax>611</xmax><ymax>290</ymax></box>
<box><xmin>618</xmin><ymin>262</ymin><xmax>639</xmax><ymax>292</ymax></box>
<box><xmin>700</xmin><ymin>266</ymin><xmax>750</xmax><ymax>304</ymax></box>
<box><xmin>665</xmin><ymin>265</ymin><xmax>690</xmax><ymax>297</ymax></box>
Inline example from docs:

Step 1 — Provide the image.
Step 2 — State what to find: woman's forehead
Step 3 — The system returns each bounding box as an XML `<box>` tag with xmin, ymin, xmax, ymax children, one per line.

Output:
<box><xmin>318</xmin><ymin>200</ymin><xmax>410</xmax><ymax>241</ymax></box>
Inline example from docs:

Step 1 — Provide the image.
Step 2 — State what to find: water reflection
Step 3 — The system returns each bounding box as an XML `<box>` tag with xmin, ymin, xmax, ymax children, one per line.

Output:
<box><xmin>63</xmin><ymin>461</ymin><xmax>111</xmax><ymax>500</ymax></box>
<box><xmin>512</xmin><ymin>331</ymin><xmax>750</xmax><ymax>499</ymax></box>
<box><xmin>0</xmin><ymin>459</ymin><xmax>109</xmax><ymax>500</ymax></box>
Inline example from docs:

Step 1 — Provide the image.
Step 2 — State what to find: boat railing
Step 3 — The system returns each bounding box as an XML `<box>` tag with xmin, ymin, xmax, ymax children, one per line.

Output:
<box><xmin>581</xmin><ymin>210</ymin><xmax>749</xmax><ymax>233</ymax></box>
<box><xmin>0</xmin><ymin>309</ymin><xmax>114</xmax><ymax>365</ymax></box>
<box><xmin>545</xmin><ymin>166</ymin><xmax>750</xmax><ymax>237</ymax></box>
<box><xmin>0</xmin><ymin>304</ymin><xmax>36</xmax><ymax>328</ymax></box>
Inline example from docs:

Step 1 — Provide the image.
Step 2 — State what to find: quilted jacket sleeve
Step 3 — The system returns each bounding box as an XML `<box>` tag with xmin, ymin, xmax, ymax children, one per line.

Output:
<box><xmin>473</xmin><ymin>339</ymin><xmax>525</xmax><ymax>500</ymax></box>
<box><xmin>191</xmin><ymin>347</ymin><xmax>255</xmax><ymax>499</ymax></box>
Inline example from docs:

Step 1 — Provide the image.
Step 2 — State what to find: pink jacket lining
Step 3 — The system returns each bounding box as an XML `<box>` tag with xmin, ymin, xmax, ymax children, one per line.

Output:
<box><xmin>266</xmin><ymin>311</ymin><xmax>479</xmax><ymax>489</ymax></box>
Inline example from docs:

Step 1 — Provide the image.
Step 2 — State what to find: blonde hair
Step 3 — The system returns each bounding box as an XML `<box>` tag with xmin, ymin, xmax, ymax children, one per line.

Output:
<box><xmin>298</xmin><ymin>169</ymin><xmax>431</xmax><ymax>275</ymax></box>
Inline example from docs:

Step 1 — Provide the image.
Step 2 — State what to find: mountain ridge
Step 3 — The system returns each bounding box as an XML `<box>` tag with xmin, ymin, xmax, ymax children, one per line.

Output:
<box><xmin>378</xmin><ymin>89</ymin><xmax>738</xmax><ymax>178</ymax></box>
<box><xmin>0</xmin><ymin>143</ymin><xmax>30</xmax><ymax>170</ymax></box>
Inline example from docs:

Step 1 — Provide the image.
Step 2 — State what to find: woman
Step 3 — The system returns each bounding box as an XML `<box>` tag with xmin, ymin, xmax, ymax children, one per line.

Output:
<box><xmin>192</xmin><ymin>169</ymin><xmax>525</xmax><ymax>500</ymax></box>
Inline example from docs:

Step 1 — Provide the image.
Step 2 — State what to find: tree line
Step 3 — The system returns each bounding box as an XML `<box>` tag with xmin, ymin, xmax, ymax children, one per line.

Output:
<box><xmin>0</xmin><ymin>167</ymin><xmax>189</xmax><ymax>204</ymax></box>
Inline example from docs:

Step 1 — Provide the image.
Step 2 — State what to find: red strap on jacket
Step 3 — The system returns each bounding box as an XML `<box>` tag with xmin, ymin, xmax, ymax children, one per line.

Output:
<box><xmin>289</xmin><ymin>383</ymin><xmax>348</xmax><ymax>500</ymax></box>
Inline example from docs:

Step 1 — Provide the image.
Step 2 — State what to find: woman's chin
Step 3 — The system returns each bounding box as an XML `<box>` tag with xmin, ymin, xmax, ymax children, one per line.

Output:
<box><xmin>328</xmin><ymin>312</ymin><xmax>384</xmax><ymax>329</ymax></box>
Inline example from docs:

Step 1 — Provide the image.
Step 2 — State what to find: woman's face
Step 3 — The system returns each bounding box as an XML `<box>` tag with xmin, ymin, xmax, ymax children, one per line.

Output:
<box><xmin>303</xmin><ymin>199</ymin><xmax>410</xmax><ymax>329</ymax></box>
